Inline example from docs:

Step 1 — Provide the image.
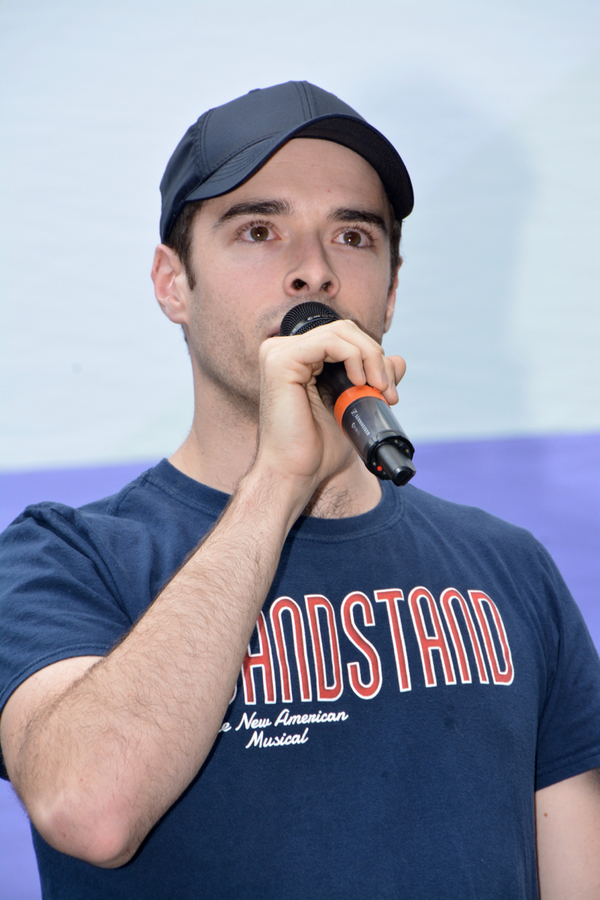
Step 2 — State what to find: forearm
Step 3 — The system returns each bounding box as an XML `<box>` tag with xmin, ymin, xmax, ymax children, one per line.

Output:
<box><xmin>536</xmin><ymin>770</ymin><xmax>600</xmax><ymax>899</ymax></box>
<box><xmin>13</xmin><ymin>464</ymin><xmax>307</xmax><ymax>866</ymax></box>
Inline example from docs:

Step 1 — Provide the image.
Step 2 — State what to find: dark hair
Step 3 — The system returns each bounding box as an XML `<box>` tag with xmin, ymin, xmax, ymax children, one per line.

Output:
<box><xmin>164</xmin><ymin>199</ymin><xmax>205</xmax><ymax>290</ymax></box>
<box><xmin>386</xmin><ymin>199</ymin><xmax>403</xmax><ymax>289</ymax></box>
<box><xmin>164</xmin><ymin>196</ymin><xmax>403</xmax><ymax>293</ymax></box>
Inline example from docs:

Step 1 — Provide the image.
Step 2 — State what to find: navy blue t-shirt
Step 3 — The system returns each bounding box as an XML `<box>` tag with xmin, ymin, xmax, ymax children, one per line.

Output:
<box><xmin>1</xmin><ymin>460</ymin><xmax>600</xmax><ymax>899</ymax></box>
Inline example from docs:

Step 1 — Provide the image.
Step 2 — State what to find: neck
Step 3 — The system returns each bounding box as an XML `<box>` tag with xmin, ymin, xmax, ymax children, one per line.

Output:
<box><xmin>169</xmin><ymin>378</ymin><xmax>383</xmax><ymax>519</ymax></box>
<box><xmin>300</xmin><ymin>464</ymin><xmax>382</xmax><ymax>518</ymax></box>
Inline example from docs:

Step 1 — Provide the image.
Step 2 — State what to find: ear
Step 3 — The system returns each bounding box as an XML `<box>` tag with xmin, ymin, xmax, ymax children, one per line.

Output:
<box><xmin>151</xmin><ymin>244</ymin><xmax>190</xmax><ymax>326</ymax></box>
<box><xmin>383</xmin><ymin>261</ymin><xmax>401</xmax><ymax>334</ymax></box>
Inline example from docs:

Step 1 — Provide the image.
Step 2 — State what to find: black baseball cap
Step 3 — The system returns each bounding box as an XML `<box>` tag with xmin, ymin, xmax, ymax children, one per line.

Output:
<box><xmin>159</xmin><ymin>81</ymin><xmax>414</xmax><ymax>243</ymax></box>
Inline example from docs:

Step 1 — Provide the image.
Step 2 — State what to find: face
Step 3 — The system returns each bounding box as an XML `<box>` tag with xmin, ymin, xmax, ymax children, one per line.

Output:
<box><xmin>172</xmin><ymin>138</ymin><xmax>398</xmax><ymax>414</ymax></box>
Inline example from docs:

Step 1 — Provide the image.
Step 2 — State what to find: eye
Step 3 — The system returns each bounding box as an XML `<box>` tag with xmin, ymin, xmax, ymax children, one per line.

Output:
<box><xmin>238</xmin><ymin>221</ymin><xmax>276</xmax><ymax>243</ymax></box>
<box><xmin>249</xmin><ymin>225</ymin><xmax>270</xmax><ymax>242</ymax></box>
<box><xmin>335</xmin><ymin>229</ymin><xmax>371</xmax><ymax>248</ymax></box>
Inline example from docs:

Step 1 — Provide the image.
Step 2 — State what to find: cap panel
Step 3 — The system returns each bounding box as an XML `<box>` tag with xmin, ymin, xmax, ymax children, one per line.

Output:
<box><xmin>195</xmin><ymin>108</ymin><xmax>214</xmax><ymax>182</ymax></box>
<box><xmin>194</xmin><ymin>137</ymin><xmax>283</xmax><ymax>187</ymax></box>
<box><xmin>200</xmin><ymin>83</ymin><xmax>307</xmax><ymax>174</ymax></box>
<box><xmin>302</xmin><ymin>82</ymin><xmax>367</xmax><ymax>122</ymax></box>
<box><xmin>159</xmin><ymin>121</ymin><xmax>203</xmax><ymax>242</ymax></box>
<box><xmin>296</xmin><ymin>81</ymin><xmax>315</xmax><ymax>119</ymax></box>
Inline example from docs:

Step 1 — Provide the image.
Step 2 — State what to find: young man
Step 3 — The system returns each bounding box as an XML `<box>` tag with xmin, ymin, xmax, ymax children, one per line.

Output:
<box><xmin>1</xmin><ymin>82</ymin><xmax>600</xmax><ymax>899</ymax></box>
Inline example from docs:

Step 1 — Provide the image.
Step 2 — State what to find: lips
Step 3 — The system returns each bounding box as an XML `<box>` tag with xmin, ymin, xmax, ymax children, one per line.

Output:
<box><xmin>267</xmin><ymin>311</ymin><xmax>292</xmax><ymax>339</ymax></box>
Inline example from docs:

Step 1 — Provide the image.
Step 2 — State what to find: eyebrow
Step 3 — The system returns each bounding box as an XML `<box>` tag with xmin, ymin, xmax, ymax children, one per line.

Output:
<box><xmin>330</xmin><ymin>208</ymin><xmax>388</xmax><ymax>236</ymax></box>
<box><xmin>211</xmin><ymin>200</ymin><xmax>388</xmax><ymax>236</ymax></box>
<box><xmin>212</xmin><ymin>200</ymin><xmax>292</xmax><ymax>230</ymax></box>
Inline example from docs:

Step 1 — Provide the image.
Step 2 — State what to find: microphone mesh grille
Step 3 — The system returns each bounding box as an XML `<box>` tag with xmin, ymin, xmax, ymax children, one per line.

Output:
<box><xmin>279</xmin><ymin>302</ymin><xmax>340</xmax><ymax>336</ymax></box>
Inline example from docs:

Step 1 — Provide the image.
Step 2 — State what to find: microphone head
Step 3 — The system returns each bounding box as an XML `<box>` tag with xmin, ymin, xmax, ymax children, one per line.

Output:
<box><xmin>279</xmin><ymin>302</ymin><xmax>340</xmax><ymax>337</ymax></box>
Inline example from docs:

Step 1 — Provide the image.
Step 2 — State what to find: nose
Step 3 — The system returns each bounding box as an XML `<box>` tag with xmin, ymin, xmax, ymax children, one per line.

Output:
<box><xmin>283</xmin><ymin>235</ymin><xmax>340</xmax><ymax>300</ymax></box>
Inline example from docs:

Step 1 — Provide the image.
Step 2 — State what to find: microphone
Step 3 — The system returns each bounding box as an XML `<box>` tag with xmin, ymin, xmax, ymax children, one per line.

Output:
<box><xmin>279</xmin><ymin>302</ymin><xmax>416</xmax><ymax>487</ymax></box>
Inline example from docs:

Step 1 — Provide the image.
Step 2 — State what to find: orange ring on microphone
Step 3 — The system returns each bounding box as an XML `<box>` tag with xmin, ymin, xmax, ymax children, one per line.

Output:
<box><xmin>333</xmin><ymin>385</ymin><xmax>388</xmax><ymax>428</ymax></box>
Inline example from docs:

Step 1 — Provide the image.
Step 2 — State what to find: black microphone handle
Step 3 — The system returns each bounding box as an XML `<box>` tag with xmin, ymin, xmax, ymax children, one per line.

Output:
<box><xmin>279</xmin><ymin>302</ymin><xmax>416</xmax><ymax>487</ymax></box>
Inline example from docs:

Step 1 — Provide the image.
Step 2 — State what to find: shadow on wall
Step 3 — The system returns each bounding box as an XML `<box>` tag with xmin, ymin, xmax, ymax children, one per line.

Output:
<box><xmin>376</xmin><ymin>81</ymin><xmax>535</xmax><ymax>440</ymax></box>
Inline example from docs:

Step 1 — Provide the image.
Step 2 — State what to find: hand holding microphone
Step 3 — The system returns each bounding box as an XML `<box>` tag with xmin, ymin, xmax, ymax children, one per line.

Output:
<box><xmin>279</xmin><ymin>302</ymin><xmax>416</xmax><ymax>487</ymax></box>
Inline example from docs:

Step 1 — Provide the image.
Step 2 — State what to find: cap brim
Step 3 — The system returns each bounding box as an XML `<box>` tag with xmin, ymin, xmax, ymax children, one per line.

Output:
<box><xmin>183</xmin><ymin>115</ymin><xmax>414</xmax><ymax>221</ymax></box>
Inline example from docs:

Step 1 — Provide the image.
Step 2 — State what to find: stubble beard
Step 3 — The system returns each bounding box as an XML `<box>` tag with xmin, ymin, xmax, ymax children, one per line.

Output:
<box><xmin>187</xmin><ymin>308</ymin><xmax>263</xmax><ymax>429</ymax></box>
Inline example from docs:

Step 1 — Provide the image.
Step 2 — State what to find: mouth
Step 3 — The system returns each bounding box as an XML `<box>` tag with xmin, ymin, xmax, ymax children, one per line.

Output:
<box><xmin>266</xmin><ymin>307</ymin><xmax>297</xmax><ymax>339</ymax></box>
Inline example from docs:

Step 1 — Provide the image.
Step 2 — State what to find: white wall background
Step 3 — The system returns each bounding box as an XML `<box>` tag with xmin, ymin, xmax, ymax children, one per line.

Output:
<box><xmin>1</xmin><ymin>0</ymin><xmax>598</xmax><ymax>470</ymax></box>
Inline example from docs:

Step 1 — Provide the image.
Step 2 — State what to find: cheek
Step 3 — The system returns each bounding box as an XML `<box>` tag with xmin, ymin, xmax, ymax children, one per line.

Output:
<box><xmin>226</xmin><ymin>252</ymin><xmax>284</xmax><ymax>295</ymax></box>
<box><xmin>207</xmin><ymin>255</ymin><xmax>283</xmax><ymax>317</ymax></box>
<box><xmin>336</xmin><ymin>247</ymin><xmax>390</xmax><ymax>284</ymax></box>
<box><xmin>188</xmin><ymin>266</ymin><xmax>244</xmax><ymax>323</ymax></box>
<box><xmin>344</xmin><ymin>260</ymin><xmax>392</xmax><ymax>309</ymax></box>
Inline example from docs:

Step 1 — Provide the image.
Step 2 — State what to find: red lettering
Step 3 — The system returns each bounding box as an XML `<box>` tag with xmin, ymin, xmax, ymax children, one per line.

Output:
<box><xmin>440</xmin><ymin>588</ymin><xmax>489</xmax><ymax>684</ymax></box>
<box><xmin>469</xmin><ymin>590</ymin><xmax>514</xmax><ymax>685</ymax></box>
<box><xmin>305</xmin><ymin>594</ymin><xmax>344</xmax><ymax>701</ymax></box>
<box><xmin>242</xmin><ymin>611</ymin><xmax>276</xmax><ymax>704</ymax></box>
<box><xmin>409</xmin><ymin>586</ymin><xmax>456</xmax><ymax>687</ymax></box>
<box><xmin>374</xmin><ymin>589</ymin><xmax>411</xmax><ymax>692</ymax></box>
<box><xmin>270</xmin><ymin>596</ymin><xmax>312</xmax><ymax>702</ymax></box>
<box><xmin>341</xmin><ymin>592</ymin><xmax>383</xmax><ymax>699</ymax></box>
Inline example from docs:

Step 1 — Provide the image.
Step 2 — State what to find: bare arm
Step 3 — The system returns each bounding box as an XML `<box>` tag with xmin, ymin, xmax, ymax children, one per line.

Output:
<box><xmin>0</xmin><ymin>320</ymin><xmax>401</xmax><ymax>868</ymax></box>
<box><xmin>1</xmin><ymin>468</ymin><xmax>303</xmax><ymax>867</ymax></box>
<box><xmin>536</xmin><ymin>769</ymin><xmax>600</xmax><ymax>899</ymax></box>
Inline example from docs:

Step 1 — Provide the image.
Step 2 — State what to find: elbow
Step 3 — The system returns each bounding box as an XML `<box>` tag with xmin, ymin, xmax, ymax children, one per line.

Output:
<box><xmin>30</xmin><ymin>793</ymin><xmax>140</xmax><ymax>868</ymax></box>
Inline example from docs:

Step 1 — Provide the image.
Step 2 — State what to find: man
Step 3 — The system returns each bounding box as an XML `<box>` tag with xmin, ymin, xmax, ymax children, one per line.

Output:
<box><xmin>1</xmin><ymin>81</ymin><xmax>600</xmax><ymax>899</ymax></box>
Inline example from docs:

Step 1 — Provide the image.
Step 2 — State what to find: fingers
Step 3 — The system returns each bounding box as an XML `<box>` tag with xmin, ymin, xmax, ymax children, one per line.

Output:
<box><xmin>255</xmin><ymin>319</ymin><xmax>407</xmax><ymax>490</ymax></box>
<box><xmin>380</xmin><ymin>355</ymin><xmax>406</xmax><ymax>406</ymax></box>
<box><xmin>263</xmin><ymin>319</ymin><xmax>401</xmax><ymax>395</ymax></box>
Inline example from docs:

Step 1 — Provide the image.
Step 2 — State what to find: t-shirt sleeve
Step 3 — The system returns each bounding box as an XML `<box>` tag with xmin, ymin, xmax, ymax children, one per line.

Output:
<box><xmin>533</xmin><ymin>541</ymin><xmax>600</xmax><ymax>790</ymax></box>
<box><xmin>0</xmin><ymin>503</ymin><xmax>137</xmax><ymax>778</ymax></box>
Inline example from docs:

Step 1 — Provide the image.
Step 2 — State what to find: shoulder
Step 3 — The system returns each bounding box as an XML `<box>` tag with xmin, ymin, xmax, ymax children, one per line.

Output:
<box><xmin>401</xmin><ymin>482</ymin><xmax>542</xmax><ymax>553</ymax></box>
<box><xmin>0</xmin><ymin>469</ymin><xmax>156</xmax><ymax>585</ymax></box>
<box><xmin>0</xmin><ymin>460</ymin><xmax>231</xmax><ymax>623</ymax></box>
<box><xmin>398</xmin><ymin>483</ymin><xmax>577</xmax><ymax>619</ymax></box>
<box><xmin>2</xmin><ymin>464</ymin><xmax>153</xmax><ymax>540</ymax></box>
<box><xmin>0</xmin><ymin>459</ymin><xmax>226</xmax><ymax>559</ymax></box>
